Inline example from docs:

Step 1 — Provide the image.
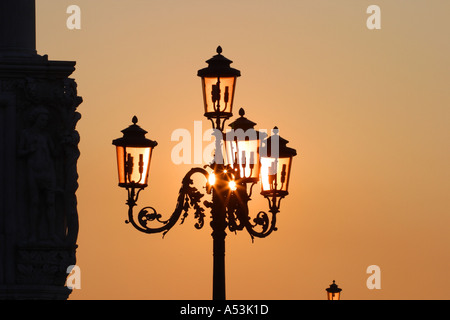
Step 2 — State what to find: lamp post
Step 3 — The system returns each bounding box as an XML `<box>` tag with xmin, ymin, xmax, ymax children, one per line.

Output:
<box><xmin>112</xmin><ymin>47</ymin><xmax>297</xmax><ymax>300</ymax></box>
<box><xmin>326</xmin><ymin>280</ymin><xmax>342</xmax><ymax>300</ymax></box>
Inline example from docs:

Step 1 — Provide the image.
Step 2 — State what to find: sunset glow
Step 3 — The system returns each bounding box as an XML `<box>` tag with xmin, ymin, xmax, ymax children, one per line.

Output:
<box><xmin>34</xmin><ymin>0</ymin><xmax>450</xmax><ymax>300</ymax></box>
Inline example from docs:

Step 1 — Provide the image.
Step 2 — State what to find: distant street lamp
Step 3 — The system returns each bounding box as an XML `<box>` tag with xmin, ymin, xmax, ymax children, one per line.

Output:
<box><xmin>112</xmin><ymin>46</ymin><xmax>298</xmax><ymax>300</ymax></box>
<box><xmin>326</xmin><ymin>280</ymin><xmax>343</xmax><ymax>300</ymax></box>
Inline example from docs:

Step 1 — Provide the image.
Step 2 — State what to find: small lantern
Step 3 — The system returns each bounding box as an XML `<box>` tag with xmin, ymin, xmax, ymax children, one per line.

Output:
<box><xmin>260</xmin><ymin>127</ymin><xmax>297</xmax><ymax>197</ymax></box>
<box><xmin>225</xmin><ymin>108</ymin><xmax>263</xmax><ymax>183</ymax></box>
<box><xmin>112</xmin><ymin>116</ymin><xmax>158</xmax><ymax>189</ymax></box>
<box><xmin>326</xmin><ymin>280</ymin><xmax>342</xmax><ymax>300</ymax></box>
<box><xmin>197</xmin><ymin>46</ymin><xmax>241</xmax><ymax>120</ymax></box>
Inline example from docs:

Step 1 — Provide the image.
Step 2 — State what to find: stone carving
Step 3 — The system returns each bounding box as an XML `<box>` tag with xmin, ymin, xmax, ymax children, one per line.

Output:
<box><xmin>12</xmin><ymin>75</ymin><xmax>82</xmax><ymax>294</ymax></box>
<box><xmin>0</xmin><ymin>0</ymin><xmax>82</xmax><ymax>299</ymax></box>
<box><xmin>15</xmin><ymin>76</ymin><xmax>82</xmax><ymax>246</ymax></box>
<box><xmin>61</xmin><ymin>78</ymin><xmax>82</xmax><ymax>245</ymax></box>
<box><xmin>18</xmin><ymin>106</ymin><xmax>58</xmax><ymax>242</ymax></box>
<box><xmin>16</xmin><ymin>246</ymin><xmax>76</xmax><ymax>286</ymax></box>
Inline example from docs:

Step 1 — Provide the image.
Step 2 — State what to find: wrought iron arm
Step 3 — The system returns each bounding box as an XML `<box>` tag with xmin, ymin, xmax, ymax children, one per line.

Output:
<box><xmin>125</xmin><ymin>167</ymin><xmax>209</xmax><ymax>237</ymax></box>
<box><xmin>229</xmin><ymin>185</ymin><xmax>282</xmax><ymax>242</ymax></box>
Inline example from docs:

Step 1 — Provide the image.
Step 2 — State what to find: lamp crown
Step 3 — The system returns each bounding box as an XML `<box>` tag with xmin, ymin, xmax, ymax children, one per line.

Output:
<box><xmin>228</xmin><ymin>108</ymin><xmax>257</xmax><ymax>131</ymax></box>
<box><xmin>112</xmin><ymin>116</ymin><xmax>158</xmax><ymax>148</ymax></box>
<box><xmin>197</xmin><ymin>46</ymin><xmax>241</xmax><ymax>78</ymax></box>
<box><xmin>264</xmin><ymin>129</ymin><xmax>297</xmax><ymax>158</ymax></box>
<box><xmin>326</xmin><ymin>280</ymin><xmax>342</xmax><ymax>293</ymax></box>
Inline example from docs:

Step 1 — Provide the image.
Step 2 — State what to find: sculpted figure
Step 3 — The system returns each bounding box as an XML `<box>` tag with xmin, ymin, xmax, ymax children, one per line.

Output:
<box><xmin>19</xmin><ymin>107</ymin><xmax>57</xmax><ymax>242</ymax></box>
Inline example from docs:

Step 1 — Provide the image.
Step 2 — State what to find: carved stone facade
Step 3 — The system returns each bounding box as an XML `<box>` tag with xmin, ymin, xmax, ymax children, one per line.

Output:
<box><xmin>0</xmin><ymin>0</ymin><xmax>82</xmax><ymax>300</ymax></box>
<box><xmin>0</xmin><ymin>56</ymin><xmax>82</xmax><ymax>299</ymax></box>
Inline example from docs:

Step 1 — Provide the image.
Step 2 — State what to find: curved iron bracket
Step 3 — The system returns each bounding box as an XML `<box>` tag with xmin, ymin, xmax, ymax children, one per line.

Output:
<box><xmin>125</xmin><ymin>167</ymin><xmax>209</xmax><ymax>237</ymax></box>
<box><xmin>227</xmin><ymin>184</ymin><xmax>283</xmax><ymax>242</ymax></box>
<box><xmin>124</xmin><ymin>166</ymin><xmax>285</xmax><ymax>242</ymax></box>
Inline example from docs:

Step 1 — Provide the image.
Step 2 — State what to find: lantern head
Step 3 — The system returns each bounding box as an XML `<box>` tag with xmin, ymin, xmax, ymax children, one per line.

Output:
<box><xmin>260</xmin><ymin>127</ymin><xmax>297</xmax><ymax>197</ymax></box>
<box><xmin>112</xmin><ymin>116</ymin><xmax>158</xmax><ymax>189</ymax></box>
<box><xmin>197</xmin><ymin>46</ymin><xmax>241</xmax><ymax>121</ymax></box>
<box><xmin>225</xmin><ymin>108</ymin><xmax>265</xmax><ymax>183</ymax></box>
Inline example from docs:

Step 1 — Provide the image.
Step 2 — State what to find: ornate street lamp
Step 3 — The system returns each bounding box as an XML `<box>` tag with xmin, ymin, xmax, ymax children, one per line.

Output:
<box><xmin>326</xmin><ymin>280</ymin><xmax>342</xmax><ymax>300</ymax></box>
<box><xmin>112</xmin><ymin>47</ymin><xmax>298</xmax><ymax>300</ymax></box>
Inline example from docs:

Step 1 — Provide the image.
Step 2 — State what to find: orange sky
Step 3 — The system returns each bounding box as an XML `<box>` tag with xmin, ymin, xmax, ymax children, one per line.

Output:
<box><xmin>37</xmin><ymin>0</ymin><xmax>450</xmax><ymax>300</ymax></box>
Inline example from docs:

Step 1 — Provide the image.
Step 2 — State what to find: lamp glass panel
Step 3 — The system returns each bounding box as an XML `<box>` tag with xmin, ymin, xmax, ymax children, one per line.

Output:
<box><xmin>260</xmin><ymin>157</ymin><xmax>292</xmax><ymax>193</ymax></box>
<box><xmin>202</xmin><ymin>76</ymin><xmax>236</xmax><ymax>115</ymax></box>
<box><xmin>237</xmin><ymin>139</ymin><xmax>260</xmax><ymax>179</ymax></box>
<box><xmin>116</xmin><ymin>146</ymin><xmax>126</xmax><ymax>185</ymax></box>
<box><xmin>120</xmin><ymin>146</ymin><xmax>152</xmax><ymax>186</ymax></box>
<box><xmin>327</xmin><ymin>292</ymin><xmax>340</xmax><ymax>300</ymax></box>
<box><xmin>225</xmin><ymin>139</ymin><xmax>237</xmax><ymax>167</ymax></box>
<box><xmin>225</xmin><ymin>138</ymin><xmax>260</xmax><ymax>180</ymax></box>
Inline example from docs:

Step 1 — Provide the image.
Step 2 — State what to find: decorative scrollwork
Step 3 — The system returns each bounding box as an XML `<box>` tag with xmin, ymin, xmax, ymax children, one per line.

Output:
<box><xmin>244</xmin><ymin>209</ymin><xmax>278</xmax><ymax>242</ymax></box>
<box><xmin>125</xmin><ymin>168</ymin><xmax>209</xmax><ymax>237</ymax></box>
<box><xmin>185</xmin><ymin>187</ymin><xmax>206</xmax><ymax>230</ymax></box>
<box><xmin>252</xmin><ymin>211</ymin><xmax>271</xmax><ymax>233</ymax></box>
<box><xmin>124</xmin><ymin>165</ymin><xmax>285</xmax><ymax>243</ymax></box>
<box><xmin>137</xmin><ymin>207</ymin><xmax>166</xmax><ymax>229</ymax></box>
<box><xmin>225</xmin><ymin>184</ymin><xmax>280</xmax><ymax>242</ymax></box>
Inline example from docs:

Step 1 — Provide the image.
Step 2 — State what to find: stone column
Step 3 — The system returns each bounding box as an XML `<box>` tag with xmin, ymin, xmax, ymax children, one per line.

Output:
<box><xmin>0</xmin><ymin>0</ymin><xmax>37</xmax><ymax>57</ymax></box>
<box><xmin>0</xmin><ymin>0</ymin><xmax>82</xmax><ymax>299</ymax></box>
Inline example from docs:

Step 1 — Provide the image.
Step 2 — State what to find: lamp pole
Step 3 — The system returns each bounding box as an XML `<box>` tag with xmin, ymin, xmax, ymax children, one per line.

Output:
<box><xmin>210</xmin><ymin>164</ymin><xmax>227</xmax><ymax>300</ymax></box>
<box><xmin>113</xmin><ymin>47</ymin><xmax>297</xmax><ymax>300</ymax></box>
